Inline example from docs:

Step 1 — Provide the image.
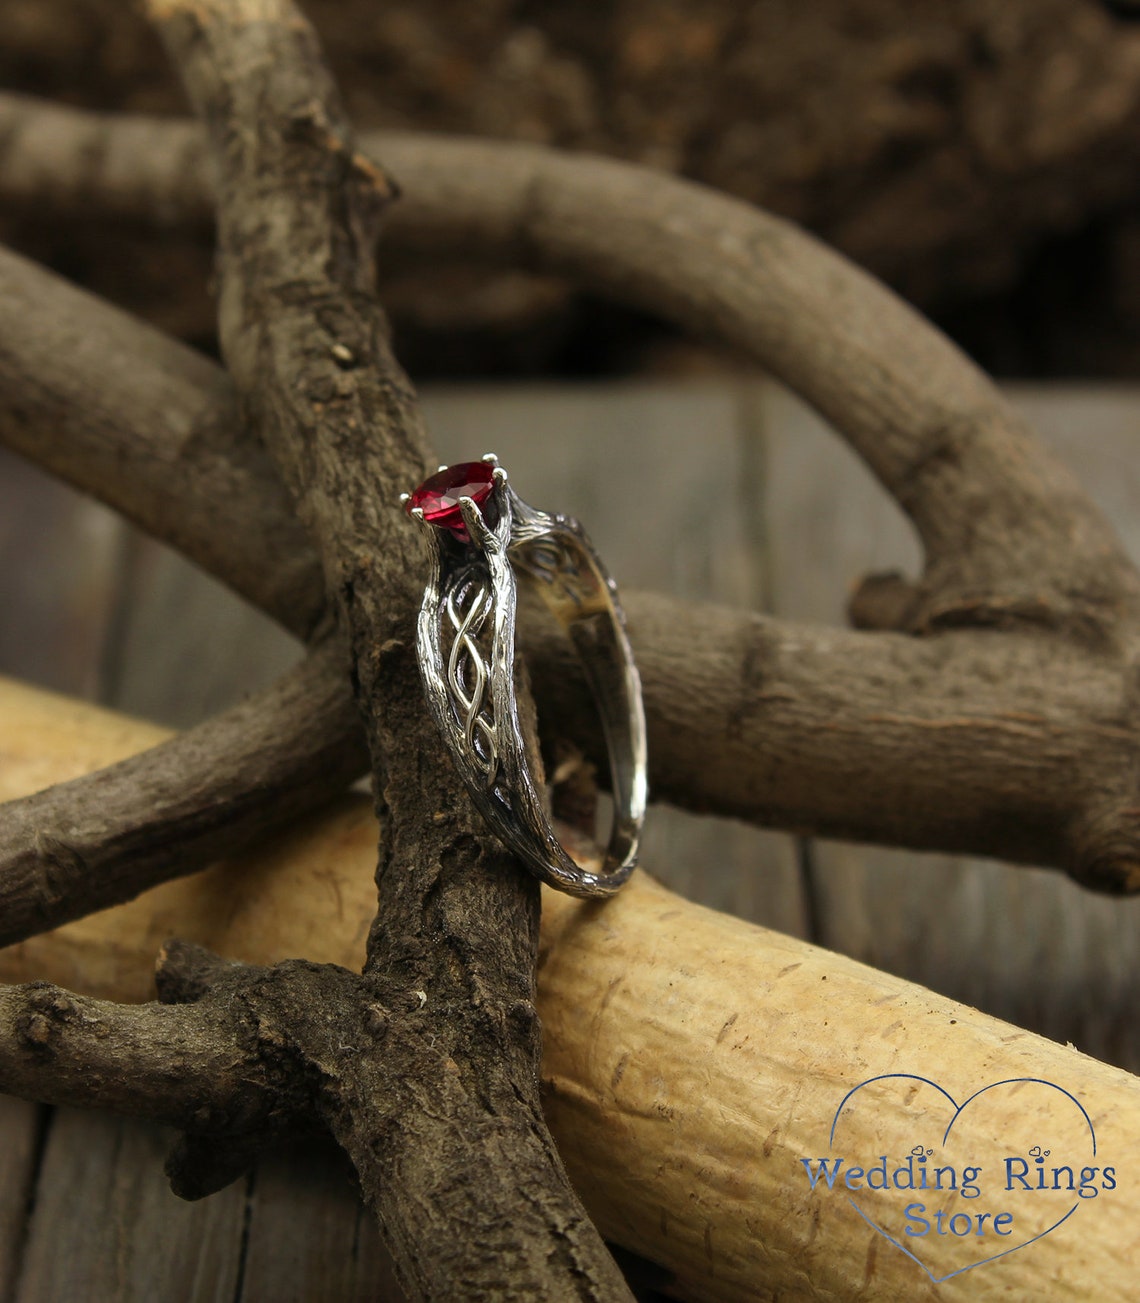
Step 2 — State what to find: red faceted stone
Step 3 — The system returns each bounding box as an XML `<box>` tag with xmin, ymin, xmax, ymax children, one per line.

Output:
<box><xmin>406</xmin><ymin>461</ymin><xmax>495</xmax><ymax>541</ymax></box>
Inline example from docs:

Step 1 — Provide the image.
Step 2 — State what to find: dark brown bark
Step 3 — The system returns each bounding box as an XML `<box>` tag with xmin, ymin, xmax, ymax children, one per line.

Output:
<box><xmin>3</xmin><ymin>97</ymin><xmax>1135</xmax><ymax>637</ymax></box>
<box><xmin>0</xmin><ymin>639</ymin><xmax>366</xmax><ymax>945</ymax></box>
<box><xmin>0</xmin><ymin>232</ymin><xmax>322</xmax><ymax>634</ymax></box>
<box><xmin>4</xmin><ymin>8</ymin><xmax>1140</xmax><ymax>1292</ymax></box>
<box><xmin>531</xmin><ymin>598</ymin><xmax>1140</xmax><ymax>890</ymax></box>
<box><xmin>0</xmin><ymin>960</ymin><xmax>297</xmax><ymax>1137</ymax></box>
<box><xmin>138</xmin><ymin>0</ymin><xmax>630</xmax><ymax>1298</ymax></box>
<box><xmin>0</xmin><ymin>946</ymin><xmax>393</xmax><ymax>1203</ymax></box>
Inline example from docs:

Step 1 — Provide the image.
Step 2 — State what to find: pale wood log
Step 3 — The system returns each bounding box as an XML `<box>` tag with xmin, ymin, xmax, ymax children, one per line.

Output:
<box><xmin>2</xmin><ymin>674</ymin><xmax>1138</xmax><ymax>1301</ymax></box>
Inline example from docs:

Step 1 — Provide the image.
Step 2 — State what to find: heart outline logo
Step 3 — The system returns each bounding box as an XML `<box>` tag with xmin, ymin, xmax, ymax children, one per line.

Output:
<box><xmin>827</xmin><ymin>1074</ymin><xmax>1097</xmax><ymax>1284</ymax></box>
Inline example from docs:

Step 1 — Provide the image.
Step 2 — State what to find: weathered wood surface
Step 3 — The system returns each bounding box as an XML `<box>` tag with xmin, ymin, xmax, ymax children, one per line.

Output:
<box><xmin>422</xmin><ymin>384</ymin><xmax>806</xmax><ymax>938</ymax></box>
<box><xmin>16</xmin><ymin>1109</ymin><xmax>246</xmax><ymax>1303</ymax></box>
<box><xmin>0</xmin><ymin>1097</ymin><xmax>39</xmax><ymax>1302</ymax></box>
<box><xmin>0</xmin><ymin>449</ymin><xmax>124</xmax><ymax>702</ymax></box>
<box><xmin>5</xmin><ymin>671</ymin><xmax>1140</xmax><ymax>1301</ymax></box>
<box><xmin>2</xmin><ymin>380</ymin><xmax>1140</xmax><ymax>1297</ymax></box>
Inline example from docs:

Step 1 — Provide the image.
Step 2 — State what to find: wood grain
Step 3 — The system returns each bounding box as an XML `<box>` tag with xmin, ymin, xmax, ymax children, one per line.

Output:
<box><xmin>143</xmin><ymin>4</ymin><xmax>627</xmax><ymax>1288</ymax></box>
<box><xmin>7</xmin><ymin>241</ymin><xmax>1140</xmax><ymax>884</ymax></box>
<box><xmin>0</xmin><ymin>1097</ymin><xmax>39</xmax><ymax>1301</ymax></box>
<box><xmin>12</xmin><ymin>1109</ymin><xmax>246</xmax><ymax>1303</ymax></box>
<box><xmin>6</xmin><ymin>381</ymin><xmax>1140</xmax><ymax>1297</ymax></box>
<box><xmin>0</xmin><ymin>449</ymin><xmax>125</xmax><ymax>701</ymax></box>
<box><xmin>105</xmin><ymin>532</ymin><xmax>301</xmax><ymax>729</ymax></box>
<box><xmin>239</xmin><ymin>1139</ymin><xmax>404</xmax><ymax>1303</ymax></box>
<box><xmin>422</xmin><ymin>383</ymin><xmax>807</xmax><ymax>940</ymax></box>
<box><xmin>0</xmin><ymin>447</ymin><xmax>123</xmax><ymax>1303</ymax></box>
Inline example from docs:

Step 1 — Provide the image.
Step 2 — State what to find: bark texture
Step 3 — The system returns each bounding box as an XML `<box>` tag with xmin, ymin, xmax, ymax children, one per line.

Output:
<box><xmin>137</xmin><ymin>0</ymin><xmax>631</xmax><ymax>1297</ymax></box>
<box><xmin>3</xmin><ymin>101</ymin><xmax>1135</xmax><ymax>635</ymax></box>
<box><xmin>0</xmin><ymin>639</ymin><xmax>366</xmax><ymax>944</ymax></box>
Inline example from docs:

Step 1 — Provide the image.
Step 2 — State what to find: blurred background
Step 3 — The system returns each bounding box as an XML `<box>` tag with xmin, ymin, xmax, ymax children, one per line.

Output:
<box><xmin>8</xmin><ymin>0</ymin><xmax>1140</xmax><ymax>380</ymax></box>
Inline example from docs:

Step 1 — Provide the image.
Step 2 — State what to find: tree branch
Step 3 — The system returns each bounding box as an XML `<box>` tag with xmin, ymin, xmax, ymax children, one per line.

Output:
<box><xmin>6</xmin><ymin>683</ymin><xmax>1140</xmax><ymax>1302</ymax></box>
<box><xmin>0</xmin><ymin>944</ymin><xmax>382</xmax><ymax>1202</ymax></box>
<box><xmin>3</xmin><ymin>62</ymin><xmax>1140</xmax><ymax>1297</ymax></box>
<box><xmin>0</xmin><ymin>229</ymin><xmax>321</xmax><ymax>636</ymax></box>
<box><xmin>0</xmin><ymin>638</ymin><xmax>366</xmax><ymax>945</ymax></box>
<box><xmin>2</xmin><ymin>91</ymin><xmax>1136</xmax><ymax>636</ymax></box>
<box><xmin>141</xmin><ymin>0</ymin><xmax>631</xmax><ymax>1296</ymax></box>
<box><xmin>6</xmin><ymin>223</ymin><xmax>1140</xmax><ymax>890</ymax></box>
<box><xmin>0</xmin><ymin>970</ymin><xmax>286</xmax><ymax>1134</ymax></box>
<box><xmin>531</xmin><ymin>595</ymin><xmax>1140</xmax><ymax>890</ymax></box>
<box><xmin>0</xmin><ymin>92</ymin><xmax>213</xmax><ymax>231</ymax></box>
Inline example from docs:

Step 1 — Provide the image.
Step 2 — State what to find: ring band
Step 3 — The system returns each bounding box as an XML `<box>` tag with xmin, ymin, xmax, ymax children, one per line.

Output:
<box><xmin>403</xmin><ymin>455</ymin><xmax>647</xmax><ymax>897</ymax></box>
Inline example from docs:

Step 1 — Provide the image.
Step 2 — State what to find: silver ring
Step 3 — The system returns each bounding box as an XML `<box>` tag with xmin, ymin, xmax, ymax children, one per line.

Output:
<box><xmin>402</xmin><ymin>454</ymin><xmax>647</xmax><ymax>897</ymax></box>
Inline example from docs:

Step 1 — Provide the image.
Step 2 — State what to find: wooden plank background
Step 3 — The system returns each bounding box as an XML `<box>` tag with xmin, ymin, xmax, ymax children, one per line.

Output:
<box><xmin>2</xmin><ymin>380</ymin><xmax>1140</xmax><ymax>1298</ymax></box>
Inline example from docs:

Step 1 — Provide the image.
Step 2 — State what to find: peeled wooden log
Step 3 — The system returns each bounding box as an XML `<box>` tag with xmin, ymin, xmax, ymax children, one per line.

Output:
<box><xmin>2</xmin><ymin>672</ymin><xmax>1138</xmax><ymax>1300</ymax></box>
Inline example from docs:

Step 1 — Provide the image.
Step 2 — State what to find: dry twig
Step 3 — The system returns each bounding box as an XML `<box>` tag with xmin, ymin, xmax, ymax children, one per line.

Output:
<box><xmin>0</xmin><ymin>639</ymin><xmax>365</xmax><ymax>945</ymax></box>
<box><xmin>3</xmin><ymin>0</ymin><xmax>632</xmax><ymax>1295</ymax></box>
<box><xmin>146</xmin><ymin>0</ymin><xmax>627</xmax><ymax>1295</ymax></box>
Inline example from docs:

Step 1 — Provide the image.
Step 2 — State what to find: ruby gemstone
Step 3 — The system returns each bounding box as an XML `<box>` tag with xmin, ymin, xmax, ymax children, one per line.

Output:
<box><xmin>406</xmin><ymin>461</ymin><xmax>496</xmax><ymax>541</ymax></box>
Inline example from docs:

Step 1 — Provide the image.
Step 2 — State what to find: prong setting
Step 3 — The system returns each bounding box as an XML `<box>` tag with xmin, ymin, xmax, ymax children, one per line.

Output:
<box><xmin>457</xmin><ymin>495</ymin><xmax>494</xmax><ymax>548</ymax></box>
